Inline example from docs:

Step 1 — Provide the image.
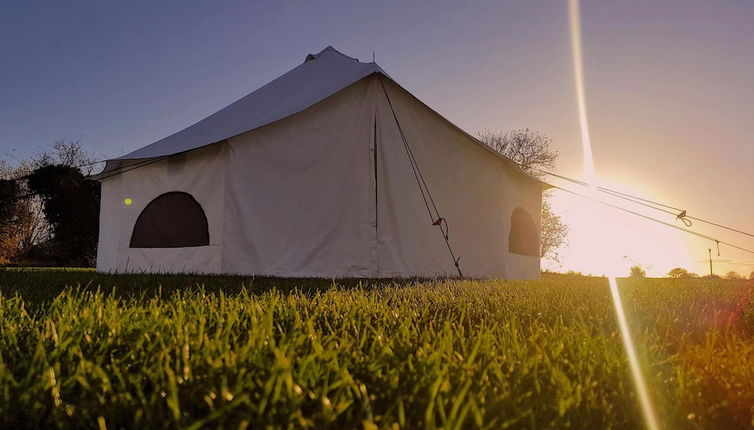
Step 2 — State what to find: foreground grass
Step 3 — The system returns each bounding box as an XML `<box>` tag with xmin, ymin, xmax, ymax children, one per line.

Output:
<box><xmin>0</xmin><ymin>272</ymin><xmax>752</xmax><ymax>429</ymax></box>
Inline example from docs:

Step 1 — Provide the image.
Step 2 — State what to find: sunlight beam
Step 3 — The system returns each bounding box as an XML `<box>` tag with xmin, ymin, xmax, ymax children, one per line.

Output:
<box><xmin>608</xmin><ymin>277</ymin><xmax>661</xmax><ymax>430</ymax></box>
<box><xmin>568</xmin><ymin>0</ymin><xmax>596</xmax><ymax>185</ymax></box>
<box><xmin>568</xmin><ymin>2</ymin><xmax>660</xmax><ymax>429</ymax></box>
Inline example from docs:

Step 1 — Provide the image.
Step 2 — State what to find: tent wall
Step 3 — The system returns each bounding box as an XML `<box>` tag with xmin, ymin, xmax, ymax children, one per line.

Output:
<box><xmin>220</xmin><ymin>77</ymin><xmax>377</xmax><ymax>277</ymax></box>
<box><xmin>374</xmin><ymin>77</ymin><xmax>541</xmax><ymax>278</ymax></box>
<box><xmin>96</xmin><ymin>144</ymin><xmax>227</xmax><ymax>273</ymax></box>
<box><xmin>97</xmin><ymin>74</ymin><xmax>541</xmax><ymax>278</ymax></box>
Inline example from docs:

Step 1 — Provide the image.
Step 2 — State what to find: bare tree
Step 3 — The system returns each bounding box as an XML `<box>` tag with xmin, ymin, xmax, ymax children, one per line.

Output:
<box><xmin>16</xmin><ymin>138</ymin><xmax>100</xmax><ymax>176</ymax></box>
<box><xmin>477</xmin><ymin>129</ymin><xmax>558</xmax><ymax>174</ymax></box>
<box><xmin>477</xmin><ymin>129</ymin><xmax>567</xmax><ymax>263</ymax></box>
<box><xmin>50</xmin><ymin>138</ymin><xmax>100</xmax><ymax>175</ymax></box>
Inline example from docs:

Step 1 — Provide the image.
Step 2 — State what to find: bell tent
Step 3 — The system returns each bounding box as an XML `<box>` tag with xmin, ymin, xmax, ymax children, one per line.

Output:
<box><xmin>94</xmin><ymin>46</ymin><xmax>545</xmax><ymax>278</ymax></box>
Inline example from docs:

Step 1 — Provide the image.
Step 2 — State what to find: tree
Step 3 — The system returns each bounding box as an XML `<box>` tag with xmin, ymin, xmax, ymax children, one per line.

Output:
<box><xmin>668</xmin><ymin>267</ymin><xmax>689</xmax><ymax>278</ymax></box>
<box><xmin>667</xmin><ymin>267</ymin><xmax>698</xmax><ymax>278</ymax></box>
<box><xmin>540</xmin><ymin>197</ymin><xmax>568</xmax><ymax>262</ymax></box>
<box><xmin>26</xmin><ymin>165</ymin><xmax>100</xmax><ymax>266</ymax></box>
<box><xmin>0</xmin><ymin>139</ymin><xmax>100</xmax><ymax>266</ymax></box>
<box><xmin>477</xmin><ymin>129</ymin><xmax>558</xmax><ymax>172</ymax></box>
<box><xmin>724</xmin><ymin>271</ymin><xmax>743</xmax><ymax>280</ymax></box>
<box><xmin>48</xmin><ymin>138</ymin><xmax>100</xmax><ymax>176</ymax></box>
<box><xmin>749</xmin><ymin>271</ymin><xmax>754</xmax><ymax>281</ymax></box>
<box><xmin>16</xmin><ymin>138</ymin><xmax>99</xmax><ymax>176</ymax></box>
<box><xmin>0</xmin><ymin>179</ymin><xmax>24</xmax><ymax>263</ymax></box>
<box><xmin>0</xmin><ymin>161</ymin><xmax>47</xmax><ymax>263</ymax></box>
<box><xmin>477</xmin><ymin>129</ymin><xmax>567</xmax><ymax>263</ymax></box>
<box><xmin>629</xmin><ymin>265</ymin><xmax>646</xmax><ymax>278</ymax></box>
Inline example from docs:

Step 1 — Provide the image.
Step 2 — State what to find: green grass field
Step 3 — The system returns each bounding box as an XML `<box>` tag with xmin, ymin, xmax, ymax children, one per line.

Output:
<box><xmin>0</xmin><ymin>271</ymin><xmax>752</xmax><ymax>429</ymax></box>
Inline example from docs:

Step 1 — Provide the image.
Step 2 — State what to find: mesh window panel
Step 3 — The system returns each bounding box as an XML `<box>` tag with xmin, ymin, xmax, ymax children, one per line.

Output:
<box><xmin>509</xmin><ymin>207</ymin><xmax>538</xmax><ymax>257</ymax></box>
<box><xmin>130</xmin><ymin>192</ymin><xmax>209</xmax><ymax>248</ymax></box>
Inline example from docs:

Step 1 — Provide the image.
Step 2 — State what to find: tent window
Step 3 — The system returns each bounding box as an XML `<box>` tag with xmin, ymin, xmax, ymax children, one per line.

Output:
<box><xmin>509</xmin><ymin>207</ymin><xmax>538</xmax><ymax>257</ymax></box>
<box><xmin>130</xmin><ymin>192</ymin><xmax>209</xmax><ymax>248</ymax></box>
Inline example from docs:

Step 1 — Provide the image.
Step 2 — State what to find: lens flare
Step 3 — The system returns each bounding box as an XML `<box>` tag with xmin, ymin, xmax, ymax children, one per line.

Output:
<box><xmin>568</xmin><ymin>0</ymin><xmax>596</xmax><ymax>185</ymax></box>
<box><xmin>608</xmin><ymin>277</ymin><xmax>661</xmax><ymax>430</ymax></box>
<box><xmin>124</xmin><ymin>198</ymin><xmax>133</xmax><ymax>206</ymax></box>
<box><xmin>568</xmin><ymin>1</ymin><xmax>660</xmax><ymax>429</ymax></box>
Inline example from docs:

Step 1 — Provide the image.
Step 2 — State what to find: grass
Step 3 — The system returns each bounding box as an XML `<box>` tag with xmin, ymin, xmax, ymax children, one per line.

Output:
<box><xmin>0</xmin><ymin>266</ymin><xmax>96</xmax><ymax>272</ymax></box>
<box><xmin>0</xmin><ymin>271</ymin><xmax>752</xmax><ymax>429</ymax></box>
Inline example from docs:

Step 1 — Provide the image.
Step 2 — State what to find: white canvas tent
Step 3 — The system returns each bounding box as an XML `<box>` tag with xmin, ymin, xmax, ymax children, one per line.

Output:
<box><xmin>94</xmin><ymin>46</ymin><xmax>545</xmax><ymax>278</ymax></box>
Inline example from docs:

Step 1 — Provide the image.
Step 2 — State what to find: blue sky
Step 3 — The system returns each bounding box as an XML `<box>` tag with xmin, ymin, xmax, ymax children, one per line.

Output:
<box><xmin>2</xmin><ymin>1</ymin><xmax>752</xmax><ymax>275</ymax></box>
<box><xmin>0</xmin><ymin>1</ymin><xmax>573</xmax><ymax>159</ymax></box>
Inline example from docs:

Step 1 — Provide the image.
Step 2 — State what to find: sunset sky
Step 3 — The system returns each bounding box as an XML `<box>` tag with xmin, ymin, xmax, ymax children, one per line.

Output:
<box><xmin>2</xmin><ymin>1</ymin><xmax>752</xmax><ymax>276</ymax></box>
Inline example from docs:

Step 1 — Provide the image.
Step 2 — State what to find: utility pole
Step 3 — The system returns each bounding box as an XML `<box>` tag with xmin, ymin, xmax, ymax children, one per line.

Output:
<box><xmin>708</xmin><ymin>248</ymin><xmax>713</xmax><ymax>276</ymax></box>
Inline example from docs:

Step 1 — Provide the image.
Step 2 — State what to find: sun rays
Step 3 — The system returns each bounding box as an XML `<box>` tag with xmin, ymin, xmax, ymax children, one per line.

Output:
<box><xmin>568</xmin><ymin>1</ymin><xmax>661</xmax><ymax>429</ymax></box>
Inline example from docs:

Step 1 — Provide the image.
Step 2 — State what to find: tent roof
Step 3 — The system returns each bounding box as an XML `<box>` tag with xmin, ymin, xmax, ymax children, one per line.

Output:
<box><xmin>95</xmin><ymin>46</ymin><xmax>547</xmax><ymax>189</ymax></box>
<box><xmin>114</xmin><ymin>46</ymin><xmax>385</xmax><ymax>161</ymax></box>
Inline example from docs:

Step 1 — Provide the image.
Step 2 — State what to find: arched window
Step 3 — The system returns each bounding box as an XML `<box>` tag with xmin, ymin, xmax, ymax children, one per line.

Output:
<box><xmin>130</xmin><ymin>192</ymin><xmax>209</xmax><ymax>248</ymax></box>
<box><xmin>509</xmin><ymin>207</ymin><xmax>538</xmax><ymax>257</ymax></box>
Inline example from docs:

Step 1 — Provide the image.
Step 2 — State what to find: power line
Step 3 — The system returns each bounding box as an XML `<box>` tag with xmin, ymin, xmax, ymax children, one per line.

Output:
<box><xmin>88</xmin><ymin>156</ymin><xmax>174</xmax><ymax>182</ymax></box>
<box><xmin>706</xmin><ymin>259</ymin><xmax>754</xmax><ymax>265</ymax></box>
<box><xmin>683</xmin><ymin>216</ymin><xmax>754</xmax><ymax>239</ymax></box>
<box><xmin>537</xmin><ymin>169</ymin><xmax>754</xmax><ymax>239</ymax></box>
<box><xmin>74</xmin><ymin>159</ymin><xmax>107</xmax><ymax>168</ymax></box>
<box><xmin>536</xmin><ymin>169</ymin><xmax>683</xmax><ymax>212</ymax></box>
<box><xmin>550</xmin><ymin>183</ymin><xmax>754</xmax><ymax>255</ymax></box>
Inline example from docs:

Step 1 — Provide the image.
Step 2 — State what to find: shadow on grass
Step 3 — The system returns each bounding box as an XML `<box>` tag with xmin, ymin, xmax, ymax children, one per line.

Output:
<box><xmin>0</xmin><ymin>268</ymin><xmax>438</xmax><ymax>304</ymax></box>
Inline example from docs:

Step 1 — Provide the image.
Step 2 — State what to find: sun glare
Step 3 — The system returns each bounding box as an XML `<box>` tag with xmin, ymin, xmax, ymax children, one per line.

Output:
<box><xmin>569</xmin><ymin>2</ymin><xmax>661</xmax><ymax>430</ymax></box>
<box><xmin>608</xmin><ymin>277</ymin><xmax>661</xmax><ymax>430</ymax></box>
<box><xmin>568</xmin><ymin>0</ymin><xmax>596</xmax><ymax>185</ymax></box>
<box><xmin>549</xmin><ymin>185</ymin><xmax>694</xmax><ymax>276</ymax></box>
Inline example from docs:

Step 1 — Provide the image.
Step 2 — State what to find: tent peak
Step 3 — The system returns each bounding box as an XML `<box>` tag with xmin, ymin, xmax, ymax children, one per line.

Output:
<box><xmin>93</xmin><ymin>46</ymin><xmax>385</xmax><ymax>175</ymax></box>
<box><xmin>304</xmin><ymin>46</ymin><xmax>360</xmax><ymax>63</ymax></box>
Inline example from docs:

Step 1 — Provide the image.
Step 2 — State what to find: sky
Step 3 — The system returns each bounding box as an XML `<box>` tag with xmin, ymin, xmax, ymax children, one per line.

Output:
<box><xmin>1</xmin><ymin>1</ymin><xmax>752</xmax><ymax>276</ymax></box>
